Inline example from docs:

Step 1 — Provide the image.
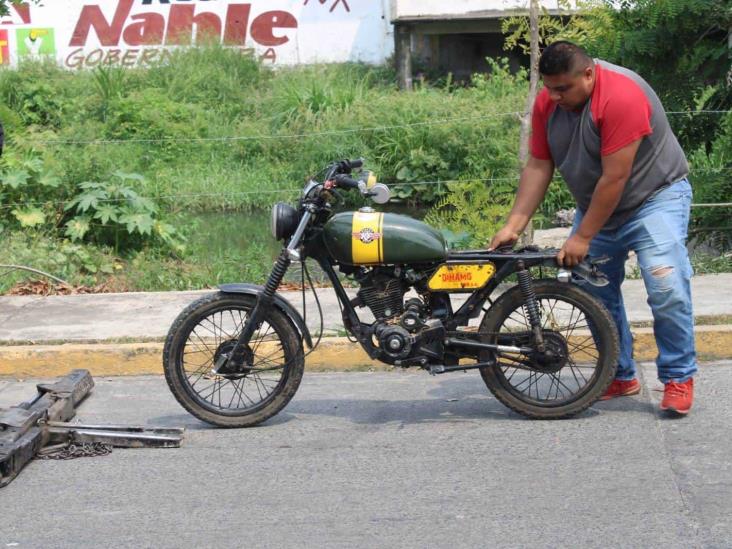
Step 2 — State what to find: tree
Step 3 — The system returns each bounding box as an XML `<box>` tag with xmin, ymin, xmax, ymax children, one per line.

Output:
<box><xmin>0</xmin><ymin>1</ymin><xmax>39</xmax><ymax>16</ymax></box>
<box><xmin>592</xmin><ymin>0</ymin><xmax>732</xmax><ymax>151</ymax></box>
<box><xmin>503</xmin><ymin>0</ymin><xmax>732</xmax><ymax>151</ymax></box>
<box><xmin>502</xmin><ymin>0</ymin><xmax>614</xmax><ymax>57</ymax></box>
<box><xmin>517</xmin><ymin>0</ymin><xmax>541</xmax><ymax>245</ymax></box>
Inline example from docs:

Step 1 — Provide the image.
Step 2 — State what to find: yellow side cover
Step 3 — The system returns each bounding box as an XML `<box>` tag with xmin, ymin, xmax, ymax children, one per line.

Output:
<box><xmin>428</xmin><ymin>263</ymin><xmax>496</xmax><ymax>291</ymax></box>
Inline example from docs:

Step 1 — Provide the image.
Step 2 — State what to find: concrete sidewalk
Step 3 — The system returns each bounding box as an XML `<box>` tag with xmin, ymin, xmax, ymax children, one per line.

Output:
<box><xmin>1</xmin><ymin>274</ymin><xmax>732</xmax><ymax>377</ymax></box>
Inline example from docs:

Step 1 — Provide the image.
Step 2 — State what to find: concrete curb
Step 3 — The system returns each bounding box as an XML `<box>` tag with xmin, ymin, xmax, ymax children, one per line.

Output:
<box><xmin>1</xmin><ymin>325</ymin><xmax>731</xmax><ymax>378</ymax></box>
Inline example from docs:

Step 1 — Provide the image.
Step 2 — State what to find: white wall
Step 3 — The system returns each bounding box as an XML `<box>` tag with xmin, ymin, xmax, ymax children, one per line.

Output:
<box><xmin>0</xmin><ymin>0</ymin><xmax>394</xmax><ymax>69</ymax></box>
<box><xmin>394</xmin><ymin>0</ymin><xmax>570</xmax><ymax>19</ymax></box>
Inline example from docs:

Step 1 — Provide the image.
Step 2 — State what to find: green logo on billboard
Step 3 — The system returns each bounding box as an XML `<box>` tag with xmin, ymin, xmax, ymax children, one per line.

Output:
<box><xmin>16</xmin><ymin>28</ymin><xmax>56</xmax><ymax>58</ymax></box>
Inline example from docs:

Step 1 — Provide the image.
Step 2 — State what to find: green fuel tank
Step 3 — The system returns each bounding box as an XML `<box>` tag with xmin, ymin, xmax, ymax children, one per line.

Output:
<box><xmin>323</xmin><ymin>209</ymin><xmax>447</xmax><ymax>266</ymax></box>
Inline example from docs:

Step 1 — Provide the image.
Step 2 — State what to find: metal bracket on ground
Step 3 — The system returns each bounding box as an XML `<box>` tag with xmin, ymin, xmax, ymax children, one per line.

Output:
<box><xmin>0</xmin><ymin>369</ymin><xmax>184</xmax><ymax>488</ymax></box>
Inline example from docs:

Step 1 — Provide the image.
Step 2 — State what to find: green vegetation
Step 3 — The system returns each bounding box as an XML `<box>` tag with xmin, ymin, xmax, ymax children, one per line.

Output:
<box><xmin>1</xmin><ymin>0</ymin><xmax>731</xmax><ymax>292</ymax></box>
<box><xmin>0</xmin><ymin>0</ymin><xmax>38</xmax><ymax>16</ymax></box>
<box><xmin>1</xmin><ymin>48</ymin><xmax>530</xmax><ymax>291</ymax></box>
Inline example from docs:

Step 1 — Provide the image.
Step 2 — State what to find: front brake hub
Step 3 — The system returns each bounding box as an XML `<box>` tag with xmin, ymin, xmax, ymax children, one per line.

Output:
<box><xmin>213</xmin><ymin>339</ymin><xmax>254</xmax><ymax>378</ymax></box>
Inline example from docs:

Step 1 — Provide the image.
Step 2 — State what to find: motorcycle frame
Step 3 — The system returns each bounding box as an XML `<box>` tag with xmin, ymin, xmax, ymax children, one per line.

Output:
<box><xmin>304</xmin><ymin>241</ymin><xmax>561</xmax><ymax>366</ymax></box>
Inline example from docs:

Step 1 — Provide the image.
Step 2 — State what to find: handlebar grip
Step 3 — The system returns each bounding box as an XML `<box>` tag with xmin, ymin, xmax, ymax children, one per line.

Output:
<box><xmin>335</xmin><ymin>158</ymin><xmax>363</xmax><ymax>173</ymax></box>
<box><xmin>334</xmin><ymin>174</ymin><xmax>361</xmax><ymax>190</ymax></box>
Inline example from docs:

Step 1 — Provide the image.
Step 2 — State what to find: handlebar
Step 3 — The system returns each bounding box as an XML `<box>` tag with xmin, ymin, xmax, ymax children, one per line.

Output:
<box><xmin>332</xmin><ymin>158</ymin><xmax>363</xmax><ymax>175</ymax></box>
<box><xmin>333</xmin><ymin>174</ymin><xmax>361</xmax><ymax>190</ymax></box>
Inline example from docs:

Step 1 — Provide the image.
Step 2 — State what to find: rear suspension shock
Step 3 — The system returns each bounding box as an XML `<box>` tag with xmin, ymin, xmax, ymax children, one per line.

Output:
<box><xmin>516</xmin><ymin>261</ymin><xmax>545</xmax><ymax>351</ymax></box>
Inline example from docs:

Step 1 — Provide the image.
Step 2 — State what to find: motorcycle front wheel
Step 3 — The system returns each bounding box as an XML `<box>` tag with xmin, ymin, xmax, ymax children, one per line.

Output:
<box><xmin>479</xmin><ymin>280</ymin><xmax>619</xmax><ymax>419</ymax></box>
<box><xmin>163</xmin><ymin>292</ymin><xmax>304</xmax><ymax>427</ymax></box>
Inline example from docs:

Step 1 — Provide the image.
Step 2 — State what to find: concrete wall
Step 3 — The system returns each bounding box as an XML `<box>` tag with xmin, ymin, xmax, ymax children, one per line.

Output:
<box><xmin>394</xmin><ymin>0</ymin><xmax>570</xmax><ymax>20</ymax></box>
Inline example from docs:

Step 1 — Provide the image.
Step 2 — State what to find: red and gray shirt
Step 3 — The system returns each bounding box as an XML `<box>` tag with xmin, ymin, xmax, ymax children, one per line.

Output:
<box><xmin>530</xmin><ymin>60</ymin><xmax>689</xmax><ymax>230</ymax></box>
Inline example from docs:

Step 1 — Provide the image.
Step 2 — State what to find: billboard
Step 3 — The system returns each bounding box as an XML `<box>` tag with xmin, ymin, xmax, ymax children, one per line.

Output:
<box><xmin>0</xmin><ymin>29</ymin><xmax>9</xmax><ymax>65</ymax></box>
<box><xmin>0</xmin><ymin>1</ymin><xmax>393</xmax><ymax>69</ymax></box>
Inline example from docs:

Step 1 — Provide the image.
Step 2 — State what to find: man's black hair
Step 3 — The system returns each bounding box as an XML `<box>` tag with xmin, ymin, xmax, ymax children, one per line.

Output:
<box><xmin>538</xmin><ymin>41</ymin><xmax>593</xmax><ymax>76</ymax></box>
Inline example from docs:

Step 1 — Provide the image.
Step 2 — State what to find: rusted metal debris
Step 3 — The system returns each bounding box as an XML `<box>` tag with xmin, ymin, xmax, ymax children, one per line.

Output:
<box><xmin>0</xmin><ymin>369</ymin><xmax>184</xmax><ymax>488</ymax></box>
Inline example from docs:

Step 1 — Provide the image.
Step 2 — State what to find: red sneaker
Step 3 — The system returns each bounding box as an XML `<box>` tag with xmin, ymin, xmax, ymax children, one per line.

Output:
<box><xmin>660</xmin><ymin>378</ymin><xmax>694</xmax><ymax>415</ymax></box>
<box><xmin>600</xmin><ymin>378</ymin><xmax>641</xmax><ymax>400</ymax></box>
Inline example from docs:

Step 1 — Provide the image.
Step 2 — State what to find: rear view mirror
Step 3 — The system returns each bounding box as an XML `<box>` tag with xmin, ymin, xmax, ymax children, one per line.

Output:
<box><xmin>370</xmin><ymin>183</ymin><xmax>391</xmax><ymax>204</ymax></box>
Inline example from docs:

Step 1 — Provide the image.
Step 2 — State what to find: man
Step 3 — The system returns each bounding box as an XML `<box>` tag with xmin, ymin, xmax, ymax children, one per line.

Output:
<box><xmin>489</xmin><ymin>41</ymin><xmax>697</xmax><ymax>415</ymax></box>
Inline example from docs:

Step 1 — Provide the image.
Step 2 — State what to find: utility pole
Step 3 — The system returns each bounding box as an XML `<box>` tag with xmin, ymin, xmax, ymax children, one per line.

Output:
<box><xmin>395</xmin><ymin>23</ymin><xmax>413</xmax><ymax>91</ymax></box>
<box><xmin>518</xmin><ymin>0</ymin><xmax>540</xmax><ymax>245</ymax></box>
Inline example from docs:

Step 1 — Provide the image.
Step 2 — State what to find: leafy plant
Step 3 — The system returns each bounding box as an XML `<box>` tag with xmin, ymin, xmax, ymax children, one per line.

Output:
<box><xmin>502</xmin><ymin>0</ymin><xmax>614</xmax><ymax>56</ymax></box>
<box><xmin>92</xmin><ymin>65</ymin><xmax>127</xmax><ymax>120</ymax></box>
<box><xmin>425</xmin><ymin>181</ymin><xmax>513</xmax><ymax>249</ymax></box>
<box><xmin>0</xmin><ymin>148</ymin><xmax>64</xmax><ymax>231</ymax></box>
<box><xmin>0</xmin><ymin>231</ymin><xmax>117</xmax><ymax>293</ymax></box>
<box><xmin>64</xmin><ymin>171</ymin><xmax>184</xmax><ymax>254</ymax></box>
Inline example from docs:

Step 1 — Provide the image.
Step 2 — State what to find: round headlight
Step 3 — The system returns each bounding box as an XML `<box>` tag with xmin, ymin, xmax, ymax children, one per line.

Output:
<box><xmin>271</xmin><ymin>202</ymin><xmax>300</xmax><ymax>241</ymax></box>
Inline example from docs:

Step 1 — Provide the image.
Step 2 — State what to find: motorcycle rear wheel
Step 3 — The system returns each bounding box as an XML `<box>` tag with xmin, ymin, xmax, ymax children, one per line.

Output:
<box><xmin>163</xmin><ymin>292</ymin><xmax>304</xmax><ymax>428</ymax></box>
<box><xmin>479</xmin><ymin>280</ymin><xmax>619</xmax><ymax>419</ymax></box>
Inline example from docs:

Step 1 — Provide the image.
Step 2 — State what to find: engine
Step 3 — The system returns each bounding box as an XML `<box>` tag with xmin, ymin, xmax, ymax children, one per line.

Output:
<box><xmin>355</xmin><ymin>268</ymin><xmax>406</xmax><ymax>321</ymax></box>
<box><xmin>353</xmin><ymin>267</ymin><xmax>444</xmax><ymax>364</ymax></box>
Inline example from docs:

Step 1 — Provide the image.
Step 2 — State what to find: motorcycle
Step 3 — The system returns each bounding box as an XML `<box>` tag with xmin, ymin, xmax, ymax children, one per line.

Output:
<box><xmin>163</xmin><ymin>159</ymin><xmax>619</xmax><ymax>427</ymax></box>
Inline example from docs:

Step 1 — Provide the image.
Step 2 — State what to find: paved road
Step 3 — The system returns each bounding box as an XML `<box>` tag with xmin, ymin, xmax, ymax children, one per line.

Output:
<box><xmin>1</xmin><ymin>362</ymin><xmax>730</xmax><ymax>548</ymax></box>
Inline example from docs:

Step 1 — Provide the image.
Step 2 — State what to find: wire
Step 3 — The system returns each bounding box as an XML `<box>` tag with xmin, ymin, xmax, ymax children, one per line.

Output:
<box><xmin>0</xmin><ymin>264</ymin><xmax>69</xmax><ymax>285</ymax></box>
<box><xmin>691</xmin><ymin>203</ymin><xmax>732</xmax><ymax>208</ymax></box>
<box><xmin>301</xmin><ymin>259</ymin><xmax>324</xmax><ymax>357</ymax></box>
<box><xmin>0</xmin><ymin>188</ymin><xmax>301</xmax><ymax>211</ymax></box>
<box><xmin>666</xmin><ymin>110</ymin><xmax>732</xmax><ymax>115</ymax></box>
<box><xmin>15</xmin><ymin>109</ymin><xmax>731</xmax><ymax>147</ymax></box>
<box><xmin>23</xmin><ymin>111</ymin><xmax>524</xmax><ymax>146</ymax></box>
<box><xmin>2</xmin><ymin>170</ymin><xmax>732</xmax><ymax>212</ymax></box>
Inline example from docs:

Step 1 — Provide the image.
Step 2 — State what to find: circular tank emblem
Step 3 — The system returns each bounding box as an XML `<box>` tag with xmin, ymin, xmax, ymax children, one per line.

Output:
<box><xmin>352</xmin><ymin>227</ymin><xmax>382</xmax><ymax>244</ymax></box>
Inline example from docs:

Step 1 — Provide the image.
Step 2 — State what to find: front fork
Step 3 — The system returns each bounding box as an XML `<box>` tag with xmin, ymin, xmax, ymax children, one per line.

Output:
<box><xmin>213</xmin><ymin>251</ymin><xmax>292</xmax><ymax>373</ymax></box>
<box><xmin>214</xmin><ymin>209</ymin><xmax>313</xmax><ymax>373</ymax></box>
<box><xmin>516</xmin><ymin>260</ymin><xmax>545</xmax><ymax>353</ymax></box>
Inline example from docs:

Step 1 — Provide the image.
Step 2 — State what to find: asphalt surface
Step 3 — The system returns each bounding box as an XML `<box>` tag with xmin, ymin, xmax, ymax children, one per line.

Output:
<box><xmin>1</xmin><ymin>362</ymin><xmax>731</xmax><ymax>548</ymax></box>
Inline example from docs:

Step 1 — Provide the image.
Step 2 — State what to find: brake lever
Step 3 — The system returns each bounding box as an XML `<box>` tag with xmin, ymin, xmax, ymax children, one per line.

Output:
<box><xmin>571</xmin><ymin>255</ymin><xmax>611</xmax><ymax>287</ymax></box>
<box><xmin>331</xmin><ymin>188</ymin><xmax>346</xmax><ymax>205</ymax></box>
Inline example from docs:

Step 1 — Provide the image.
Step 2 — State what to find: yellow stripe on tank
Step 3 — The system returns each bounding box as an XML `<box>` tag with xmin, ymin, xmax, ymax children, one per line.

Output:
<box><xmin>351</xmin><ymin>211</ymin><xmax>383</xmax><ymax>264</ymax></box>
<box><xmin>378</xmin><ymin>212</ymin><xmax>384</xmax><ymax>263</ymax></box>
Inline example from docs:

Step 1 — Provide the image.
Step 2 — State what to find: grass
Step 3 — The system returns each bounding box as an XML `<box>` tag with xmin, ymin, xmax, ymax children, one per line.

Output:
<box><xmin>1</xmin><ymin>48</ymin><xmax>730</xmax><ymax>292</ymax></box>
<box><xmin>0</xmin><ymin>50</ymin><xmax>530</xmax><ymax>213</ymax></box>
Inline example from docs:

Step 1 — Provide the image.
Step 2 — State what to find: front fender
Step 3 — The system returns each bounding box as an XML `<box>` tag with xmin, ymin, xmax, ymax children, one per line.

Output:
<box><xmin>218</xmin><ymin>283</ymin><xmax>313</xmax><ymax>349</ymax></box>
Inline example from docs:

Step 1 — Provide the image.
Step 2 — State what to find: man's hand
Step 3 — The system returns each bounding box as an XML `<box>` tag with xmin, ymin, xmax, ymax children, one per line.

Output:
<box><xmin>557</xmin><ymin>234</ymin><xmax>591</xmax><ymax>267</ymax></box>
<box><xmin>488</xmin><ymin>226</ymin><xmax>520</xmax><ymax>251</ymax></box>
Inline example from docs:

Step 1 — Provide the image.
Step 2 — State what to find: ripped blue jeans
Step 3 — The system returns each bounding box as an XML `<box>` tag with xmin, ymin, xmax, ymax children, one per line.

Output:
<box><xmin>572</xmin><ymin>178</ymin><xmax>697</xmax><ymax>383</ymax></box>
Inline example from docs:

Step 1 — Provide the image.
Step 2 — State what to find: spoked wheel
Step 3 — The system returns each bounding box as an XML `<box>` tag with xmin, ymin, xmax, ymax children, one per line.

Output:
<box><xmin>479</xmin><ymin>280</ymin><xmax>619</xmax><ymax>419</ymax></box>
<box><xmin>163</xmin><ymin>292</ymin><xmax>304</xmax><ymax>427</ymax></box>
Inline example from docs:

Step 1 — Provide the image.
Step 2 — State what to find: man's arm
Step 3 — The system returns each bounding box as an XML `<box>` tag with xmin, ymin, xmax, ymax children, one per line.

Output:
<box><xmin>488</xmin><ymin>155</ymin><xmax>554</xmax><ymax>250</ymax></box>
<box><xmin>556</xmin><ymin>138</ymin><xmax>642</xmax><ymax>267</ymax></box>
